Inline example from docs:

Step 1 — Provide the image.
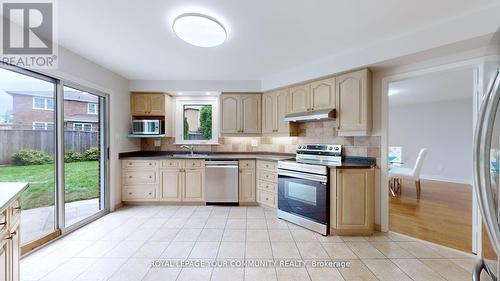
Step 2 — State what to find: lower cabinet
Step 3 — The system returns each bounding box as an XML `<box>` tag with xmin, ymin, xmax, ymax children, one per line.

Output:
<box><xmin>0</xmin><ymin>198</ymin><xmax>21</xmax><ymax>281</ymax></box>
<box><xmin>256</xmin><ymin>160</ymin><xmax>278</xmax><ymax>208</ymax></box>
<box><xmin>330</xmin><ymin>168</ymin><xmax>374</xmax><ymax>235</ymax></box>
<box><xmin>160</xmin><ymin>160</ymin><xmax>205</xmax><ymax>202</ymax></box>
<box><xmin>160</xmin><ymin>169</ymin><xmax>183</xmax><ymax>201</ymax></box>
<box><xmin>239</xmin><ymin>160</ymin><xmax>256</xmax><ymax>203</ymax></box>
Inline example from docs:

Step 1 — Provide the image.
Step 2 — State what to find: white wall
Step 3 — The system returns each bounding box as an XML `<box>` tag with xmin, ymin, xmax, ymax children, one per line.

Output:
<box><xmin>42</xmin><ymin>46</ymin><xmax>139</xmax><ymax>211</ymax></box>
<box><xmin>389</xmin><ymin>98</ymin><xmax>473</xmax><ymax>184</ymax></box>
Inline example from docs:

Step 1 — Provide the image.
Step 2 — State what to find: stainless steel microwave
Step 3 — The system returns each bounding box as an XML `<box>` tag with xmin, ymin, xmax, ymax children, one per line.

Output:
<box><xmin>132</xmin><ymin>120</ymin><xmax>164</xmax><ymax>135</ymax></box>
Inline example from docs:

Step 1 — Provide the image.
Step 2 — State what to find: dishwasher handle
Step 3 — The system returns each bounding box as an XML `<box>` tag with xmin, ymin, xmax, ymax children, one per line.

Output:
<box><xmin>205</xmin><ymin>161</ymin><xmax>239</xmax><ymax>167</ymax></box>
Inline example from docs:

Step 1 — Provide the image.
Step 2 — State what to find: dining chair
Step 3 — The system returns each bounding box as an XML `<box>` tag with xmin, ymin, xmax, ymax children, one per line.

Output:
<box><xmin>389</xmin><ymin>148</ymin><xmax>428</xmax><ymax>198</ymax></box>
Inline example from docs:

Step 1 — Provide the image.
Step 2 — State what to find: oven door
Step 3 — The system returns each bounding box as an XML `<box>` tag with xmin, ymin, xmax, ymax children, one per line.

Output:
<box><xmin>277</xmin><ymin>169</ymin><xmax>329</xmax><ymax>225</ymax></box>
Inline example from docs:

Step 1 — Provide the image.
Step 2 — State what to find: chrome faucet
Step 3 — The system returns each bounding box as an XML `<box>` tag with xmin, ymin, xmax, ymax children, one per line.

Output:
<box><xmin>180</xmin><ymin>145</ymin><xmax>194</xmax><ymax>156</ymax></box>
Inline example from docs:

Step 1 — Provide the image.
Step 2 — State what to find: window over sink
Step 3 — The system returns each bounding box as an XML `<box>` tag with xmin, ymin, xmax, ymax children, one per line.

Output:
<box><xmin>174</xmin><ymin>96</ymin><xmax>219</xmax><ymax>144</ymax></box>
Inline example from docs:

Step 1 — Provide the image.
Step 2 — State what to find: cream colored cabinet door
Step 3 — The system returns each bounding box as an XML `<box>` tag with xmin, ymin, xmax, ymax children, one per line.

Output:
<box><xmin>160</xmin><ymin>169</ymin><xmax>183</xmax><ymax>201</ymax></box>
<box><xmin>289</xmin><ymin>84</ymin><xmax>310</xmax><ymax>113</ymax></box>
<box><xmin>220</xmin><ymin>95</ymin><xmax>241</xmax><ymax>133</ymax></box>
<box><xmin>262</xmin><ymin>93</ymin><xmax>275</xmax><ymax>134</ymax></box>
<box><xmin>239</xmin><ymin>161</ymin><xmax>256</xmax><ymax>202</ymax></box>
<box><xmin>148</xmin><ymin>94</ymin><xmax>165</xmax><ymax>116</ymax></box>
<box><xmin>335</xmin><ymin>69</ymin><xmax>371</xmax><ymax>135</ymax></box>
<box><xmin>131</xmin><ymin>94</ymin><xmax>150</xmax><ymax>116</ymax></box>
<box><xmin>0</xmin><ymin>238</ymin><xmax>8</xmax><ymax>281</ymax></box>
<box><xmin>240</xmin><ymin>95</ymin><xmax>261</xmax><ymax>134</ymax></box>
<box><xmin>275</xmin><ymin>89</ymin><xmax>290</xmax><ymax>133</ymax></box>
<box><xmin>9</xmin><ymin>227</ymin><xmax>19</xmax><ymax>281</ymax></box>
<box><xmin>335</xmin><ymin>168</ymin><xmax>374</xmax><ymax>231</ymax></box>
<box><xmin>310</xmin><ymin>77</ymin><xmax>335</xmax><ymax>111</ymax></box>
<box><xmin>183</xmin><ymin>169</ymin><xmax>204</xmax><ymax>201</ymax></box>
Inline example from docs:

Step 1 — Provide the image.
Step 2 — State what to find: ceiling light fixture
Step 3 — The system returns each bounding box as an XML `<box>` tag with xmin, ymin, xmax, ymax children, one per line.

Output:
<box><xmin>173</xmin><ymin>13</ymin><xmax>227</xmax><ymax>47</ymax></box>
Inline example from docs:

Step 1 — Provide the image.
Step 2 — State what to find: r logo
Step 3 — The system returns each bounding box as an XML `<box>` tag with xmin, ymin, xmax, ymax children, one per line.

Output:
<box><xmin>2</xmin><ymin>2</ymin><xmax>53</xmax><ymax>55</ymax></box>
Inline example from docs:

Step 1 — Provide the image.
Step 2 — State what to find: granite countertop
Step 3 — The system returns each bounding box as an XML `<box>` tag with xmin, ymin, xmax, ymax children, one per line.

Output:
<box><xmin>119</xmin><ymin>151</ymin><xmax>376</xmax><ymax>168</ymax></box>
<box><xmin>118</xmin><ymin>151</ymin><xmax>294</xmax><ymax>162</ymax></box>
<box><xmin>0</xmin><ymin>183</ymin><xmax>29</xmax><ymax>213</ymax></box>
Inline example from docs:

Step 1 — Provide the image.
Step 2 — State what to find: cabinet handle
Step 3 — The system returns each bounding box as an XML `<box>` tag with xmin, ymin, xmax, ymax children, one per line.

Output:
<box><xmin>129</xmin><ymin>176</ymin><xmax>132</xmax><ymax>178</ymax></box>
<box><xmin>129</xmin><ymin>192</ymin><xmax>132</xmax><ymax>195</ymax></box>
<box><xmin>149</xmin><ymin>176</ymin><xmax>152</xmax><ymax>179</ymax></box>
<box><xmin>149</xmin><ymin>163</ymin><xmax>152</xmax><ymax>166</ymax></box>
<box><xmin>13</xmin><ymin>207</ymin><xmax>21</xmax><ymax>211</ymax></box>
<box><xmin>148</xmin><ymin>192</ymin><xmax>152</xmax><ymax>195</ymax></box>
<box><xmin>0</xmin><ymin>222</ymin><xmax>6</xmax><ymax>226</ymax></box>
<box><xmin>128</xmin><ymin>163</ymin><xmax>132</xmax><ymax>166</ymax></box>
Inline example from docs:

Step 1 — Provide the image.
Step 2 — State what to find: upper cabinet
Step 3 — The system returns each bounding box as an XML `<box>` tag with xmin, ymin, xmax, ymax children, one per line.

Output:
<box><xmin>130</xmin><ymin>92</ymin><xmax>173</xmax><ymax>136</ymax></box>
<box><xmin>220</xmin><ymin>93</ymin><xmax>261</xmax><ymax>135</ymax></box>
<box><xmin>335</xmin><ymin>69</ymin><xmax>372</xmax><ymax>136</ymax></box>
<box><xmin>289</xmin><ymin>77</ymin><xmax>336</xmax><ymax>114</ymax></box>
<box><xmin>131</xmin><ymin>93</ymin><xmax>165</xmax><ymax>116</ymax></box>
<box><xmin>289</xmin><ymin>84</ymin><xmax>310</xmax><ymax>114</ymax></box>
<box><xmin>310</xmin><ymin>77</ymin><xmax>336</xmax><ymax>111</ymax></box>
<box><xmin>262</xmin><ymin>89</ymin><xmax>297</xmax><ymax>135</ymax></box>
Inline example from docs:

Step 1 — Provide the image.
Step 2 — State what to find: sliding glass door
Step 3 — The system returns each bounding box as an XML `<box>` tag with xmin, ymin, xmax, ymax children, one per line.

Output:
<box><xmin>0</xmin><ymin>67</ymin><xmax>58</xmax><ymax>245</ymax></box>
<box><xmin>63</xmin><ymin>85</ymin><xmax>107</xmax><ymax>228</ymax></box>
<box><xmin>0</xmin><ymin>64</ymin><xmax>109</xmax><ymax>252</ymax></box>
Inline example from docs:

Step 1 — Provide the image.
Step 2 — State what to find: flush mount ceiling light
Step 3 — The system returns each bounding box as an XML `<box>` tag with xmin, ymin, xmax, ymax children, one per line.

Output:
<box><xmin>173</xmin><ymin>13</ymin><xmax>227</xmax><ymax>47</ymax></box>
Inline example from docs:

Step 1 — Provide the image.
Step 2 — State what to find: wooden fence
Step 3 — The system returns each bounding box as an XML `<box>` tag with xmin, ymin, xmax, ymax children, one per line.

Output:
<box><xmin>0</xmin><ymin>130</ymin><xmax>98</xmax><ymax>165</ymax></box>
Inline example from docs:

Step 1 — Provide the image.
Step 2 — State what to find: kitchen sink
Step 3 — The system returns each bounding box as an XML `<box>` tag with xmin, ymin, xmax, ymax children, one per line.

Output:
<box><xmin>172</xmin><ymin>154</ymin><xmax>209</xmax><ymax>158</ymax></box>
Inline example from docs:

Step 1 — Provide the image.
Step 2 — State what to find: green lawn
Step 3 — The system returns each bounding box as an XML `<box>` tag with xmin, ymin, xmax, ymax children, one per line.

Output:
<box><xmin>0</xmin><ymin>161</ymin><xmax>99</xmax><ymax>209</ymax></box>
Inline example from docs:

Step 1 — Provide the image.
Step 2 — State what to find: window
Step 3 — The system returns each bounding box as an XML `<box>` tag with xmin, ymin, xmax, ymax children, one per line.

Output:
<box><xmin>175</xmin><ymin>97</ymin><xmax>219</xmax><ymax>144</ymax></box>
<box><xmin>33</xmin><ymin>97</ymin><xmax>54</xmax><ymax>110</ymax></box>
<box><xmin>87</xmin><ymin>103</ymin><xmax>98</xmax><ymax>114</ymax></box>
<box><xmin>33</xmin><ymin>122</ymin><xmax>54</xmax><ymax>130</ymax></box>
<box><xmin>389</xmin><ymin>146</ymin><xmax>403</xmax><ymax>164</ymax></box>
<box><xmin>73</xmin><ymin>123</ymin><xmax>92</xmax><ymax>132</ymax></box>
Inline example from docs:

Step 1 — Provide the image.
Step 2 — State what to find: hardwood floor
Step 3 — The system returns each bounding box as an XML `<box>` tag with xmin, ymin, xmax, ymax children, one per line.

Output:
<box><xmin>389</xmin><ymin>179</ymin><xmax>473</xmax><ymax>253</ymax></box>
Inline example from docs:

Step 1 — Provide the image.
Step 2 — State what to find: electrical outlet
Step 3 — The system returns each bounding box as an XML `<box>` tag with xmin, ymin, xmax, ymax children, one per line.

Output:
<box><xmin>251</xmin><ymin>139</ymin><xmax>258</xmax><ymax>147</ymax></box>
<box><xmin>154</xmin><ymin>140</ymin><xmax>161</xmax><ymax>147</ymax></box>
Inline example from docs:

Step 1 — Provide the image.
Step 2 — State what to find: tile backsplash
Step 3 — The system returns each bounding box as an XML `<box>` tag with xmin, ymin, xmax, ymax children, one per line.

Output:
<box><xmin>141</xmin><ymin>120</ymin><xmax>380</xmax><ymax>158</ymax></box>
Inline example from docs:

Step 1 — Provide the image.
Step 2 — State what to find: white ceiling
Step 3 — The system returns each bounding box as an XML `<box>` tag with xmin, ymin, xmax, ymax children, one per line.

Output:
<box><xmin>388</xmin><ymin>67</ymin><xmax>473</xmax><ymax>105</ymax></box>
<box><xmin>58</xmin><ymin>0</ymin><xmax>499</xmax><ymax>83</ymax></box>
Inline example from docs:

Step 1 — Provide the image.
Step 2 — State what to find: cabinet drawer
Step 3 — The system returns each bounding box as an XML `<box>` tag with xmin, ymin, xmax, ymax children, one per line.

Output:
<box><xmin>122</xmin><ymin>160</ymin><xmax>157</xmax><ymax>169</ymax></box>
<box><xmin>123</xmin><ymin>186</ymin><xmax>156</xmax><ymax>201</ymax></box>
<box><xmin>258</xmin><ymin>170</ymin><xmax>277</xmax><ymax>183</ymax></box>
<box><xmin>258</xmin><ymin>190</ymin><xmax>276</xmax><ymax>208</ymax></box>
<box><xmin>123</xmin><ymin>171</ymin><xmax>157</xmax><ymax>184</ymax></box>
<box><xmin>8</xmin><ymin>199</ymin><xmax>21</xmax><ymax>229</ymax></box>
<box><xmin>185</xmin><ymin>159</ymin><xmax>204</xmax><ymax>168</ymax></box>
<box><xmin>257</xmin><ymin>161</ymin><xmax>277</xmax><ymax>172</ymax></box>
<box><xmin>161</xmin><ymin>159</ymin><xmax>183</xmax><ymax>168</ymax></box>
<box><xmin>257</xmin><ymin>180</ymin><xmax>276</xmax><ymax>192</ymax></box>
<box><xmin>239</xmin><ymin>160</ymin><xmax>255</xmax><ymax>169</ymax></box>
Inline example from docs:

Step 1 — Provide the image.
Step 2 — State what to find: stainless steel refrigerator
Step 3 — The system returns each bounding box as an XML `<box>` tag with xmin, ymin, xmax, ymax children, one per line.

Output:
<box><xmin>473</xmin><ymin>28</ymin><xmax>500</xmax><ymax>281</ymax></box>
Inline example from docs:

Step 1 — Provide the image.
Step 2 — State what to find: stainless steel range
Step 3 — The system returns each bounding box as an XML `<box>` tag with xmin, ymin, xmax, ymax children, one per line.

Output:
<box><xmin>277</xmin><ymin>144</ymin><xmax>342</xmax><ymax>235</ymax></box>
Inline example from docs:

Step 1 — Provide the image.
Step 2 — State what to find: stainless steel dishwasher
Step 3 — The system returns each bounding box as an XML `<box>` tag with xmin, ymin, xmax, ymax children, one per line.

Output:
<box><xmin>205</xmin><ymin>160</ymin><xmax>239</xmax><ymax>204</ymax></box>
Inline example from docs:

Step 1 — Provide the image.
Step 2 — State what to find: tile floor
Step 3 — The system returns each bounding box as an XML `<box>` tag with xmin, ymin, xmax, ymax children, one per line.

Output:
<box><xmin>20</xmin><ymin>205</ymin><xmax>489</xmax><ymax>281</ymax></box>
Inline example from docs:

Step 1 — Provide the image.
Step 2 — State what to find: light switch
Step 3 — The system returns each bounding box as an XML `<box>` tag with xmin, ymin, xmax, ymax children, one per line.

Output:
<box><xmin>154</xmin><ymin>140</ymin><xmax>161</xmax><ymax>147</ymax></box>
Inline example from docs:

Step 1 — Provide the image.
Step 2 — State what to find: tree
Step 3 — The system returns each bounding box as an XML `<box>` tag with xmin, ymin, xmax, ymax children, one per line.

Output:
<box><xmin>199</xmin><ymin>105</ymin><xmax>212</xmax><ymax>139</ymax></box>
<box><xmin>183</xmin><ymin>117</ymin><xmax>189</xmax><ymax>140</ymax></box>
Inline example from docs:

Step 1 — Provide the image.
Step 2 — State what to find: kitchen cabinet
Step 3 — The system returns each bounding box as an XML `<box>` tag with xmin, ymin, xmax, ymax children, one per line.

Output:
<box><xmin>310</xmin><ymin>77</ymin><xmax>336</xmax><ymax>111</ymax></box>
<box><xmin>122</xmin><ymin>160</ymin><xmax>159</xmax><ymax>201</ymax></box>
<box><xmin>160</xmin><ymin>169</ymin><xmax>182</xmax><ymax>201</ymax></box>
<box><xmin>220</xmin><ymin>93</ymin><xmax>261</xmax><ymax>135</ymax></box>
<box><xmin>335</xmin><ymin>69</ymin><xmax>372</xmax><ymax>136</ymax></box>
<box><xmin>289</xmin><ymin>78</ymin><xmax>336</xmax><ymax>114</ymax></box>
<box><xmin>289</xmin><ymin>84</ymin><xmax>310</xmax><ymax>114</ymax></box>
<box><xmin>131</xmin><ymin>93</ymin><xmax>165</xmax><ymax>116</ymax></box>
<box><xmin>0</xmin><ymin>194</ymin><xmax>23</xmax><ymax>281</ymax></box>
<box><xmin>130</xmin><ymin>92</ymin><xmax>173</xmax><ymax>136</ymax></box>
<box><xmin>159</xmin><ymin>159</ymin><xmax>205</xmax><ymax>202</ymax></box>
<box><xmin>184</xmin><ymin>168</ymin><xmax>204</xmax><ymax>201</ymax></box>
<box><xmin>330</xmin><ymin>168</ymin><xmax>374</xmax><ymax>235</ymax></box>
<box><xmin>256</xmin><ymin>160</ymin><xmax>278</xmax><ymax>208</ymax></box>
<box><xmin>239</xmin><ymin>160</ymin><xmax>256</xmax><ymax>203</ymax></box>
<box><xmin>262</xmin><ymin>89</ymin><xmax>296</xmax><ymax>135</ymax></box>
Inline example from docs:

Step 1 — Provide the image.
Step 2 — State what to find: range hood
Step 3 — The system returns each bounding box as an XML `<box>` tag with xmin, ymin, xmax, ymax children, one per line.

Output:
<box><xmin>284</xmin><ymin>109</ymin><xmax>336</xmax><ymax>122</ymax></box>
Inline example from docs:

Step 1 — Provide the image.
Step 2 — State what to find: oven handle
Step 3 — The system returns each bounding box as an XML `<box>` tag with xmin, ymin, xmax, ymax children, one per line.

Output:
<box><xmin>278</xmin><ymin>169</ymin><xmax>327</xmax><ymax>183</ymax></box>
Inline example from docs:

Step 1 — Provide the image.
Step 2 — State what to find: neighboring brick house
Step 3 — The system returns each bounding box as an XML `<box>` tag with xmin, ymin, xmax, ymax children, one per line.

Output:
<box><xmin>6</xmin><ymin>91</ymin><xmax>99</xmax><ymax>131</ymax></box>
